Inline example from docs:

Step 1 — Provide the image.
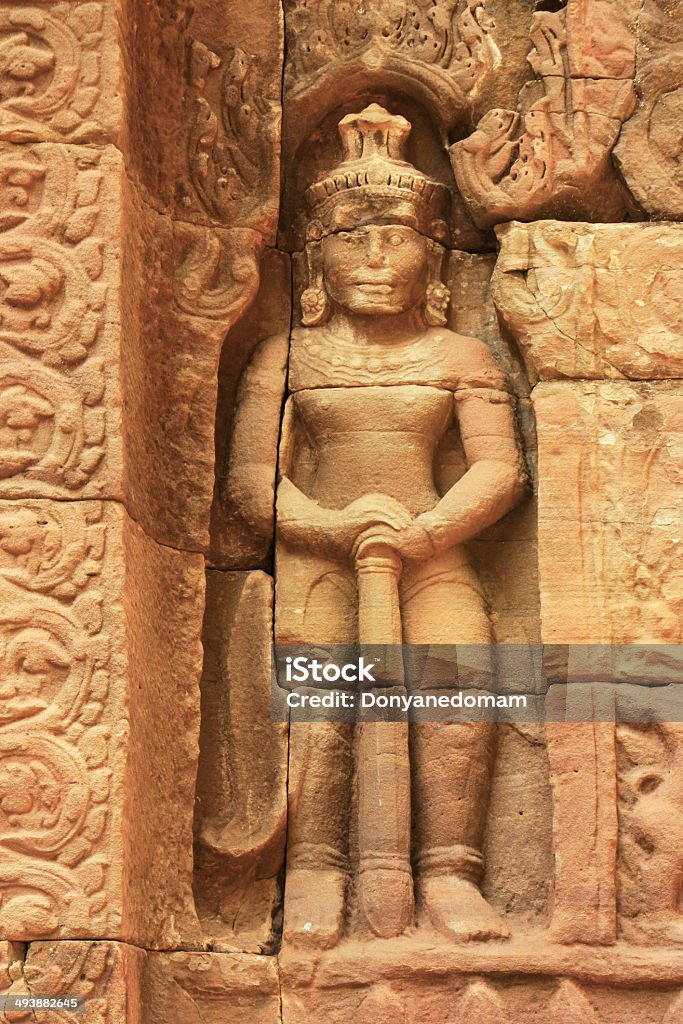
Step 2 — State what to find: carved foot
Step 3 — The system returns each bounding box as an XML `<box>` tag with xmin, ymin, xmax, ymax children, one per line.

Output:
<box><xmin>418</xmin><ymin>875</ymin><xmax>510</xmax><ymax>942</ymax></box>
<box><xmin>358</xmin><ymin>866</ymin><xmax>414</xmax><ymax>938</ymax></box>
<box><xmin>283</xmin><ymin>868</ymin><xmax>346</xmax><ymax>949</ymax></box>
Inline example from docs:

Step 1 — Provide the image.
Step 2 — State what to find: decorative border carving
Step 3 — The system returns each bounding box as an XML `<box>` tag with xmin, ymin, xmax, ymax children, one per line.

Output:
<box><xmin>0</xmin><ymin>143</ymin><xmax>118</xmax><ymax>498</ymax></box>
<box><xmin>0</xmin><ymin>502</ymin><xmax>113</xmax><ymax>939</ymax></box>
<box><xmin>0</xmin><ymin>1</ymin><xmax>118</xmax><ymax>142</ymax></box>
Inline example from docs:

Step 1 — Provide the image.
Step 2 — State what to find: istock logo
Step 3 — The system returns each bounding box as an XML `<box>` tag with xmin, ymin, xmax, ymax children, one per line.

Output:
<box><xmin>284</xmin><ymin>656</ymin><xmax>376</xmax><ymax>684</ymax></box>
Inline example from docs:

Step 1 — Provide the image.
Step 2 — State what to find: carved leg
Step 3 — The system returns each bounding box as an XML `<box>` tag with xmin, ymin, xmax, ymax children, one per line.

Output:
<box><xmin>402</xmin><ymin>560</ymin><xmax>508</xmax><ymax>941</ymax></box>
<box><xmin>284</xmin><ymin>720</ymin><xmax>353</xmax><ymax>948</ymax></box>
<box><xmin>277</xmin><ymin>559</ymin><xmax>357</xmax><ymax>948</ymax></box>
<box><xmin>411</xmin><ymin>721</ymin><xmax>509</xmax><ymax>941</ymax></box>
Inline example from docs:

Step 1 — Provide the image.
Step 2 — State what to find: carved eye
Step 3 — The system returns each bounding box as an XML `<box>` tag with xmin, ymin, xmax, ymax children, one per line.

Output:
<box><xmin>388</xmin><ymin>232</ymin><xmax>406</xmax><ymax>247</ymax></box>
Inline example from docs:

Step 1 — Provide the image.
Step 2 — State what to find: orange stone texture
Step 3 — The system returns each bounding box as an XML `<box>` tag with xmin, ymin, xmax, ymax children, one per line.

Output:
<box><xmin>1</xmin><ymin>0</ymin><xmax>683</xmax><ymax>1022</ymax></box>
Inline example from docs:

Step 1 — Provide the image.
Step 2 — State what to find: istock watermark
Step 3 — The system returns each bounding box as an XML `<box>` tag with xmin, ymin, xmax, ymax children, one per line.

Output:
<box><xmin>271</xmin><ymin>644</ymin><xmax>683</xmax><ymax>723</ymax></box>
<box><xmin>283</xmin><ymin>655</ymin><xmax>377</xmax><ymax>685</ymax></box>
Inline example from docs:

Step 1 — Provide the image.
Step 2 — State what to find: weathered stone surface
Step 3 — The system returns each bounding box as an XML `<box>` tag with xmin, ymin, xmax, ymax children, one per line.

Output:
<box><xmin>493</xmin><ymin>221</ymin><xmax>683</xmax><ymax>384</ymax></box>
<box><xmin>545</xmin><ymin>721</ymin><xmax>618</xmax><ymax>945</ymax></box>
<box><xmin>535</xmin><ymin>381</ymin><xmax>683</xmax><ymax>644</ymax></box>
<box><xmin>451</xmin><ymin>0</ymin><xmax>637</xmax><ymax>228</ymax></box>
<box><xmin>279</xmin><ymin>960</ymin><xmax>683</xmax><ymax>1024</ymax></box>
<box><xmin>1</xmin><ymin>940</ymin><xmax>141</xmax><ymax>1024</ymax></box>
<box><xmin>142</xmin><ymin>951</ymin><xmax>281</xmax><ymax>1024</ymax></box>
<box><xmin>122</xmin><ymin>189</ymin><xmax>263</xmax><ymax>552</ymax></box>
<box><xmin>194</xmin><ymin>569</ymin><xmax>287</xmax><ymax>952</ymax></box>
<box><xmin>0</xmin><ymin>0</ymin><xmax>122</xmax><ymax>144</ymax></box>
<box><xmin>121</xmin><ymin>510</ymin><xmax>204</xmax><ymax>949</ymax></box>
<box><xmin>0</xmin><ymin>500</ymin><xmax>203</xmax><ymax>947</ymax></box>
<box><xmin>615</xmin><ymin>0</ymin><xmax>683</xmax><ymax>220</ymax></box>
<box><xmin>210</xmin><ymin>247</ymin><xmax>290</xmax><ymax>570</ymax></box>
<box><xmin>0</xmin><ymin>142</ymin><xmax>122</xmax><ymax>498</ymax></box>
<box><xmin>445</xmin><ymin>251</ymin><xmax>540</xmax><ymax>648</ymax></box>
<box><xmin>122</xmin><ymin>0</ymin><xmax>283</xmax><ymax>240</ymax></box>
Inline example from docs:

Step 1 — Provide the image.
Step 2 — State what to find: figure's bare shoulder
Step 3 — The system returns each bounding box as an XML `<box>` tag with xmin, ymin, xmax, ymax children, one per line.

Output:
<box><xmin>244</xmin><ymin>332</ymin><xmax>289</xmax><ymax>379</ymax></box>
<box><xmin>427</xmin><ymin>327</ymin><xmax>510</xmax><ymax>393</ymax></box>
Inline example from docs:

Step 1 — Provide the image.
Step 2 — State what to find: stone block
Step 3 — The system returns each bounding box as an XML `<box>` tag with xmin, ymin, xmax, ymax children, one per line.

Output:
<box><xmin>0</xmin><ymin>0</ymin><xmax>122</xmax><ymax>144</ymax></box>
<box><xmin>0</xmin><ymin>500</ymin><xmax>204</xmax><ymax>947</ymax></box>
<box><xmin>615</xmin><ymin>0</ymin><xmax>683</xmax><ymax>220</ymax></box>
<box><xmin>142</xmin><ymin>951</ymin><xmax>281</xmax><ymax>1024</ymax></box>
<box><xmin>534</xmin><ymin>381</ymin><xmax>683</xmax><ymax>645</ymax></box>
<box><xmin>194</xmin><ymin>569</ymin><xmax>287</xmax><ymax>952</ymax></box>
<box><xmin>1</xmin><ymin>940</ymin><xmax>142</xmax><ymax>1024</ymax></box>
<box><xmin>0</xmin><ymin>142</ymin><xmax>122</xmax><ymax>499</ymax></box>
<box><xmin>494</xmin><ymin>221</ymin><xmax>683</xmax><ymax>383</ymax></box>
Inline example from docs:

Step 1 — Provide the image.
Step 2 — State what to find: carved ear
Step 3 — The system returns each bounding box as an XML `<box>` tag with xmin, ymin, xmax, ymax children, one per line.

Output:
<box><xmin>301</xmin><ymin>240</ymin><xmax>331</xmax><ymax>326</ymax></box>
<box><xmin>424</xmin><ymin>239</ymin><xmax>450</xmax><ymax>327</ymax></box>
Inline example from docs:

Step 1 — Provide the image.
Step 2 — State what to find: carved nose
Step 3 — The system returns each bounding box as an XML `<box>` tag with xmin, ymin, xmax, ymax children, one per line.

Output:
<box><xmin>366</xmin><ymin>238</ymin><xmax>386</xmax><ymax>267</ymax></box>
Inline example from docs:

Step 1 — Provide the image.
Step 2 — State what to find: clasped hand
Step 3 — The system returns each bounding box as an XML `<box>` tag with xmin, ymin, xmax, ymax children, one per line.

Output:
<box><xmin>326</xmin><ymin>493</ymin><xmax>434</xmax><ymax>563</ymax></box>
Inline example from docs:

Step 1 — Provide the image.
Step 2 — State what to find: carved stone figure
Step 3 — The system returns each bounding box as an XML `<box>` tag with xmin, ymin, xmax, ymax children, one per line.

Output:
<box><xmin>263</xmin><ymin>104</ymin><xmax>526</xmax><ymax>946</ymax></box>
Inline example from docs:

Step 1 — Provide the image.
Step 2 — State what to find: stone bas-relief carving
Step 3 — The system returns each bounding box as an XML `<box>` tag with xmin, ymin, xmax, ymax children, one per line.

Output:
<box><xmin>615</xmin><ymin>0</ymin><xmax>683</xmax><ymax>220</ymax></box>
<box><xmin>619</xmin><ymin>723</ymin><xmax>683</xmax><ymax>945</ymax></box>
<box><xmin>282</xmin><ymin>0</ymin><xmax>502</xmax><ymax>152</ymax></box>
<box><xmin>8</xmin><ymin>0</ymin><xmax>683</xmax><ymax>1019</ymax></box>
<box><xmin>122</xmin><ymin>0</ymin><xmax>283</xmax><ymax>239</ymax></box>
<box><xmin>450</xmin><ymin>0</ymin><xmax>638</xmax><ymax>227</ymax></box>
<box><xmin>0</xmin><ymin>142</ymin><xmax>121</xmax><ymax>499</ymax></box>
<box><xmin>493</xmin><ymin>221</ymin><xmax>683</xmax><ymax>384</ymax></box>
<box><xmin>0</xmin><ymin>0</ymin><xmax>121</xmax><ymax>143</ymax></box>
<box><xmin>0</xmin><ymin>500</ymin><xmax>205</xmax><ymax>948</ymax></box>
<box><xmin>270</xmin><ymin>104</ymin><xmax>527</xmax><ymax>947</ymax></box>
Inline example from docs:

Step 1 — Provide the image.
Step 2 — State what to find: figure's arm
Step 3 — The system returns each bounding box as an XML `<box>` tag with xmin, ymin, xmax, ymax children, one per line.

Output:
<box><xmin>223</xmin><ymin>334</ymin><xmax>288</xmax><ymax>538</ymax></box>
<box><xmin>277</xmin><ymin>475</ymin><xmax>343</xmax><ymax>554</ymax></box>
<box><xmin>276</xmin><ymin>400</ymin><xmax>340</xmax><ymax>554</ymax></box>
<box><xmin>417</xmin><ymin>386</ymin><xmax>527</xmax><ymax>555</ymax></box>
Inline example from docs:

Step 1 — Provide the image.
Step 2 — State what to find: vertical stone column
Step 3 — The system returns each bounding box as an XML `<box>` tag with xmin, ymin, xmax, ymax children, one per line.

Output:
<box><xmin>0</xmin><ymin>0</ymin><xmax>207</xmax><ymax>956</ymax></box>
<box><xmin>119</xmin><ymin>0</ymin><xmax>289</xmax><ymax>964</ymax></box>
<box><xmin>493</xmin><ymin>219</ymin><xmax>683</xmax><ymax>945</ymax></box>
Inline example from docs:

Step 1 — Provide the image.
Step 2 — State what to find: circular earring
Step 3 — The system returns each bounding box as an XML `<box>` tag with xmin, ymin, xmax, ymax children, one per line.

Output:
<box><xmin>425</xmin><ymin>282</ymin><xmax>450</xmax><ymax>327</ymax></box>
<box><xmin>301</xmin><ymin>286</ymin><xmax>329</xmax><ymax>326</ymax></box>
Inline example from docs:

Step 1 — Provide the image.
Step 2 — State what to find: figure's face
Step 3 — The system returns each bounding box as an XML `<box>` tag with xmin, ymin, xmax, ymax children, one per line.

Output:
<box><xmin>321</xmin><ymin>224</ymin><xmax>429</xmax><ymax>316</ymax></box>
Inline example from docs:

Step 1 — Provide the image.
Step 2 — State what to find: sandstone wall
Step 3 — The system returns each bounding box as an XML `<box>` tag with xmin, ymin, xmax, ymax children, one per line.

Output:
<box><xmin>1</xmin><ymin>1</ymin><xmax>683</xmax><ymax>1022</ymax></box>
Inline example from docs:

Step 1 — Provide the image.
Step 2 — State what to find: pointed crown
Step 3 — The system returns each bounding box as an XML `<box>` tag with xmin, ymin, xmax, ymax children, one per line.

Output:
<box><xmin>306</xmin><ymin>104</ymin><xmax>450</xmax><ymax>244</ymax></box>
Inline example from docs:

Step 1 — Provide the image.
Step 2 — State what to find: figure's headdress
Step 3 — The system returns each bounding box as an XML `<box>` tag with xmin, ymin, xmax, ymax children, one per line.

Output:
<box><xmin>305</xmin><ymin>104</ymin><xmax>450</xmax><ymax>244</ymax></box>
